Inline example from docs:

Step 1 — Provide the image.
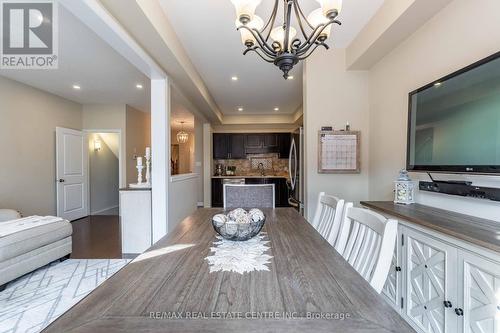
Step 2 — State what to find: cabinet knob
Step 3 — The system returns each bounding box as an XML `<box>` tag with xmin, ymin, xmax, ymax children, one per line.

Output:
<box><xmin>443</xmin><ymin>301</ymin><xmax>452</xmax><ymax>308</ymax></box>
<box><xmin>395</xmin><ymin>266</ymin><xmax>402</xmax><ymax>272</ymax></box>
<box><xmin>454</xmin><ymin>308</ymin><xmax>464</xmax><ymax>316</ymax></box>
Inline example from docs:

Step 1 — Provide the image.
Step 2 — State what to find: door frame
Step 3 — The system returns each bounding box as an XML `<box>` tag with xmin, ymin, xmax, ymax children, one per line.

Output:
<box><xmin>84</xmin><ymin>129</ymin><xmax>123</xmax><ymax>215</ymax></box>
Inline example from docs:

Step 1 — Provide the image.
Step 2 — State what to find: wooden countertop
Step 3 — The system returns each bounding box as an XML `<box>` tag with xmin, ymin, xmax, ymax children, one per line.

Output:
<box><xmin>361</xmin><ymin>201</ymin><xmax>500</xmax><ymax>253</ymax></box>
<box><xmin>43</xmin><ymin>208</ymin><xmax>414</xmax><ymax>333</ymax></box>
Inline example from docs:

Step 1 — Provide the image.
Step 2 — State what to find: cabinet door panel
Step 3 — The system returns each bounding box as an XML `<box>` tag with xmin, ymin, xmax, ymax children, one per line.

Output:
<box><xmin>403</xmin><ymin>228</ymin><xmax>457</xmax><ymax>333</ymax></box>
<box><xmin>230</xmin><ymin>134</ymin><xmax>246</xmax><ymax>159</ymax></box>
<box><xmin>382</xmin><ymin>229</ymin><xmax>402</xmax><ymax>312</ymax></box>
<box><xmin>459</xmin><ymin>251</ymin><xmax>500</xmax><ymax>333</ymax></box>
<box><xmin>213</xmin><ymin>134</ymin><xmax>229</xmax><ymax>159</ymax></box>
<box><xmin>245</xmin><ymin>134</ymin><xmax>262</xmax><ymax>148</ymax></box>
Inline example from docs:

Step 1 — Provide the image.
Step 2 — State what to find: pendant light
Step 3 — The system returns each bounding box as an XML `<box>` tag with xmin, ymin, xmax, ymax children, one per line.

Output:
<box><xmin>176</xmin><ymin>121</ymin><xmax>189</xmax><ymax>144</ymax></box>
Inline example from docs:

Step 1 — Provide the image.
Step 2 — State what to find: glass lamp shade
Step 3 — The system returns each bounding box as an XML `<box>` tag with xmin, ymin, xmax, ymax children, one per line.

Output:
<box><xmin>230</xmin><ymin>0</ymin><xmax>262</xmax><ymax>24</ymax></box>
<box><xmin>235</xmin><ymin>15</ymin><xmax>264</xmax><ymax>46</ymax></box>
<box><xmin>270</xmin><ymin>26</ymin><xmax>297</xmax><ymax>51</ymax></box>
<box><xmin>176</xmin><ymin>130</ymin><xmax>189</xmax><ymax>144</ymax></box>
<box><xmin>307</xmin><ymin>8</ymin><xmax>332</xmax><ymax>39</ymax></box>
<box><xmin>315</xmin><ymin>0</ymin><xmax>342</xmax><ymax>18</ymax></box>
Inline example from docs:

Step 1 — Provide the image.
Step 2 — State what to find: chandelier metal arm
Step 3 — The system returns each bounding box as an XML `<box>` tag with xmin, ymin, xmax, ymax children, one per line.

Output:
<box><xmin>238</xmin><ymin>25</ymin><xmax>277</xmax><ymax>57</ymax></box>
<box><xmin>293</xmin><ymin>0</ymin><xmax>315</xmax><ymax>31</ymax></box>
<box><xmin>294</xmin><ymin>20</ymin><xmax>339</xmax><ymax>56</ymax></box>
<box><xmin>244</xmin><ymin>47</ymin><xmax>274</xmax><ymax>63</ymax></box>
<box><xmin>261</xmin><ymin>0</ymin><xmax>279</xmax><ymax>41</ymax></box>
<box><xmin>292</xmin><ymin>1</ymin><xmax>309</xmax><ymax>40</ymax></box>
<box><xmin>283</xmin><ymin>0</ymin><xmax>293</xmax><ymax>52</ymax></box>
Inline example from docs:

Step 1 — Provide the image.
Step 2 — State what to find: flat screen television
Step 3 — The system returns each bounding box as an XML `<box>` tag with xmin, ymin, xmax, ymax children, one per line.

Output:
<box><xmin>407</xmin><ymin>51</ymin><xmax>500</xmax><ymax>174</ymax></box>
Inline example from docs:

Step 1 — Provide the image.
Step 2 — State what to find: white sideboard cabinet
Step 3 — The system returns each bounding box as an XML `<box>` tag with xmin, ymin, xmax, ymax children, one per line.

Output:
<box><xmin>363</xmin><ymin>201</ymin><xmax>500</xmax><ymax>333</ymax></box>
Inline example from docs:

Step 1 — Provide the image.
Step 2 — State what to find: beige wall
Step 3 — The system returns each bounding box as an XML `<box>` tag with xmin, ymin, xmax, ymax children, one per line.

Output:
<box><xmin>83</xmin><ymin>104</ymin><xmax>127</xmax><ymax>187</ymax></box>
<box><xmin>171</xmin><ymin>129</ymin><xmax>194</xmax><ymax>174</ymax></box>
<box><xmin>368</xmin><ymin>0</ymin><xmax>500</xmax><ymax>221</ymax></box>
<box><xmin>88</xmin><ymin>133</ymin><xmax>119</xmax><ymax>214</ymax></box>
<box><xmin>0</xmin><ymin>76</ymin><xmax>82</xmax><ymax>216</ymax></box>
<box><xmin>126</xmin><ymin>105</ymin><xmax>151</xmax><ymax>184</ymax></box>
<box><xmin>303</xmin><ymin>49</ymin><xmax>370</xmax><ymax>220</ymax></box>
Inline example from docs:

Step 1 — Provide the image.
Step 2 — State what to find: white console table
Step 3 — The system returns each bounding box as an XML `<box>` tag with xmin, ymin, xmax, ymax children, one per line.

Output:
<box><xmin>119</xmin><ymin>188</ymin><xmax>152</xmax><ymax>254</ymax></box>
<box><xmin>362</xmin><ymin>201</ymin><xmax>500</xmax><ymax>333</ymax></box>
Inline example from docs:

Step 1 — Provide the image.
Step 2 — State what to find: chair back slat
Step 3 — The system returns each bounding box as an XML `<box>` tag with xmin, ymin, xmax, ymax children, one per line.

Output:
<box><xmin>223</xmin><ymin>184</ymin><xmax>275</xmax><ymax>208</ymax></box>
<box><xmin>310</xmin><ymin>192</ymin><xmax>346</xmax><ymax>251</ymax></box>
<box><xmin>339</xmin><ymin>206</ymin><xmax>398</xmax><ymax>293</ymax></box>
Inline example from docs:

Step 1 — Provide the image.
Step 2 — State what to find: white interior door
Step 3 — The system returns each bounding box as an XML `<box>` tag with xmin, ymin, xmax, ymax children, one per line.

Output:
<box><xmin>56</xmin><ymin>127</ymin><xmax>88</xmax><ymax>221</ymax></box>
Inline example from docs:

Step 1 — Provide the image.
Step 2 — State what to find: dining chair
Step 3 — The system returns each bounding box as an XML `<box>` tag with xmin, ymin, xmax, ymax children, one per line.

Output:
<box><xmin>310</xmin><ymin>192</ymin><xmax>346</xmax><ymax>251</ymax></box>
<box><xmin>223</xmin><ymin>184</ymin><xmax>275</xmax><ymax>209</ymax></box>
<box><xmin>337</xmin><ymin>206</ymin><xmax>398</xmax><ymax>293</ymax></box>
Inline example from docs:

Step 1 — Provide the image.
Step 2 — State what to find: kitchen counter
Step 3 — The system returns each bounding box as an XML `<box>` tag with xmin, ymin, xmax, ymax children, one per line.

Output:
<box><xmin>212</xmin><ymin>175</ymin><xmax>288</xmax><ymax>179</ymax></box>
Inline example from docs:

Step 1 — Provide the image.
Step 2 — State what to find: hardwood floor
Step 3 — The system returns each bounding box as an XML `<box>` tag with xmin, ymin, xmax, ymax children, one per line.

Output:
<box><xmin>70</xmin><ymin>215</ymin><xmax>122</xmax><ymax>259</ymax></box>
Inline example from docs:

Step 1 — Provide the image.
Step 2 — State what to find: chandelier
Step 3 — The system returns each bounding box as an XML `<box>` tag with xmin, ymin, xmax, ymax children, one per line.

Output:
<box><xmin>231</xmin><ymin>0</ymin><xmax>342</xmax><ymax>79</ymax></box>
<box><xmin>176</xmin><ymin>122</ymin><xmax>189</xmax><ymax>144</ymax></box>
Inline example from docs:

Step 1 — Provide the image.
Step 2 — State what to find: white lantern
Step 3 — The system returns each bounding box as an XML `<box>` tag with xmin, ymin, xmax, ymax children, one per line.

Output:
<box><xmin>394</xmin><ymin>170</ymin><xmax>416</xmax><ymax>205</ymax></box>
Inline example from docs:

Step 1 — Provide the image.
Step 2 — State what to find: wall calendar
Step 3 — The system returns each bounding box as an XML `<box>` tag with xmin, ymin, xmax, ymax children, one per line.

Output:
<box><xmin>318</xmin><ymin>131</ymin><xmax>360</xmax><ymax>173</ymax></box>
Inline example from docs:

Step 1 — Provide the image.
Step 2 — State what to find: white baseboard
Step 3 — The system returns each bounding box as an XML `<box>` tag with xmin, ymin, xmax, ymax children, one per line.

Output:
<box><xmin>91</xmin><ymin>205</ymin><xmax>119</xmax><ymax>215</ymax></box>
<box><xmin>197</xmin><ymin>202</ymin><xmax>204</xmax><ymax>207</ymax></box>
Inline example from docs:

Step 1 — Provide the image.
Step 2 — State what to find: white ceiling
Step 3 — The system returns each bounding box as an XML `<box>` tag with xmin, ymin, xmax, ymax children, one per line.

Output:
<box><xmin>0</xmin><ymin>5</ymin><xmax>150</xmax><ymax>112</ymax></box>
<box><xmin>160</xmin><ymin>0</ymin><xmax>384</xmax><ymax>116</ymax></box>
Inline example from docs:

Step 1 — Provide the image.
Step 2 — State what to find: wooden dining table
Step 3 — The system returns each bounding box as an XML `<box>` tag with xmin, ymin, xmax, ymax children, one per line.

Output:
<box><xmin>44</xmin><ymin>208</ymin><xmax>415</xmax><ymax>332</ymax></box>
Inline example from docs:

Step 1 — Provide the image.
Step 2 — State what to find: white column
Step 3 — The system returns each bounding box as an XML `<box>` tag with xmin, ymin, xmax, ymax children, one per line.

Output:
<box><xmin>151</xmin><ymin>78</ymin><xmax>170</xmax><ymax>242</ymax></box>
<box><xmin>203</xmin><ymin>123</ymin><xmax>212</xmax><ymax>207</ymax></box>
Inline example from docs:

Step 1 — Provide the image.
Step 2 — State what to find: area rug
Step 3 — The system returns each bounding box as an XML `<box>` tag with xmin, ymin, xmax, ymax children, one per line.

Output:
<box><xmin>0</xmin><ymin>259</ymin><xmax>130</xmax><ymax>333</ymax></box>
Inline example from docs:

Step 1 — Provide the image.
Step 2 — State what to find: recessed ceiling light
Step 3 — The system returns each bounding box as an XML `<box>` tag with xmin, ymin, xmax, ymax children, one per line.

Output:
<box><xmin>136</xmin><ymin>84</ymin><xmax>143</xmax><ymax>89</ymax></box>
<box><xmin>274</xmin><ymin>107</ymin><xmax>279</xmax><ymax>111</ymax></box>
<box><xmin>72</xmin><ymin>84</ymin><xmax>81</xmax><ymax>90</ymax></box>
<box><xmin>287</xmin><ymin>76</ymin><xmax>294</xmax><ymax>80</ymax></box>
<box><xmin>237</xmin><ymin>107</ymin><xmax>244</xmax><ymax>112</ymax></box>
<box><xmin>231</xmin><ymin>76</ymin><xmax>238</xmax><ymax>81</ymax></box>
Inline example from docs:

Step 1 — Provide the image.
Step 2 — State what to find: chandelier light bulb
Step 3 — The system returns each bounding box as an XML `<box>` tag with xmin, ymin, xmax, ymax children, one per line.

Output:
<box><xmin>307</xmin><ymin>8</ymin><xmax>332</xmax><ymax>40</ymax></box>
<box><xmin>235</xmin><ymin>15</ymin><xmax>264</xmax><ymax>47</ymax></box>
<box><xmin>315</xmin><ymin>0</ymin><xmax>342</xmax><ymax>19</ymax></box>
<box><xmin>230</xmin><ymin>0</ymin><xmax>262</xmax><ymax>24</ymax></box>
<box><xmin>270</xmin><ymin>26</ymin><xmax>297</xmax><ymax>51</ymax></box>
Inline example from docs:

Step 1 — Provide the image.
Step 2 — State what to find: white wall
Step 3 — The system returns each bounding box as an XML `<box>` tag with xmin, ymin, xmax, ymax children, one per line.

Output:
<box><xmin>368</xmin><ymin>0</ymin><xmax>500</xmax><ymax>221</ymax></box>
<box><xmin>194</xmin><ymin>117</ymin><xmax>204</xmax><ymax>205</ymax></box>
<box><xmin>303</xmin><ymin>48</ymin><xmax>370</xmax><ymax>220</ymax></box>
<box><xmin>0</xmin><ymin>76</ymin><xmax>82</xmax><ymax>216</ymax></box>
<box><xmin>168</xmin><ymin>175</ymin><xmax>198</xmax><ymax>231</ymax></box>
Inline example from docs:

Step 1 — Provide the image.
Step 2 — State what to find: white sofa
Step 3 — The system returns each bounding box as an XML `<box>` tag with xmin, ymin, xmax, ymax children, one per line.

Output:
<box><xmin>0</xmin><ymin>211</ymin><xmax>72</xmax><ymax>291</ymax></box>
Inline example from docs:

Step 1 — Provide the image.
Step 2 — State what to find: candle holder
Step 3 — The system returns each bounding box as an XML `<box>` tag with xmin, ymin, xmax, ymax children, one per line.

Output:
<box><xmin>129</xmin><ymin>149</ymin><xmax>151</xmax><ymax>188</ymax></box>
<box><xmin>145</xmin><ymin>150</ymin><xmax>151</xmax><ymax>186</ymax></box>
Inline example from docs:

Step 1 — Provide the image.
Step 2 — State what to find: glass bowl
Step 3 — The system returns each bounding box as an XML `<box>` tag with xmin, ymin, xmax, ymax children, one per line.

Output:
<box><xmin>212</xmin><ymin>211</ymin><xmax>265</xmax><ymax>241</ymax></box>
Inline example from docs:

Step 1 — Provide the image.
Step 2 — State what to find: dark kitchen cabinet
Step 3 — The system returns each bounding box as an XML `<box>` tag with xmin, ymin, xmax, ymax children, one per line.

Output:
<box><xmin>263</xmin><ymin>134</ymin><xmax>278</xmax><ymax>148</ymax></box>
<box><xmin>229</xmin><ymin>134</ymin><xmax>246</xmax><ymax>159</ymax></box>
<box><xmin>211</xmin><ymin>178</ymin><xmax>223</xmax><ymax>207</ymax></box>
<box><xmin>213</xmin><ymin>133</ymin><xmax>292</xmax><ymax>160</ymax></box>
<box><xmin>245</xmin><ymin>134</ymin><xmax>262</xmax><ymax>148</ymax></box>
<box><xmin>213</xmin><ymin>133</ymin><xmax>229</xmax><ymax>159</ymax></box>
<box><xmin>213</xmin><ymin>134</ymin><xmax>246</xmax><ymax>159</ymax></box>
<box><xmin>277</xmin><ymin>133</ymin><xmax>291</xmax><ymax>159</ymax></box>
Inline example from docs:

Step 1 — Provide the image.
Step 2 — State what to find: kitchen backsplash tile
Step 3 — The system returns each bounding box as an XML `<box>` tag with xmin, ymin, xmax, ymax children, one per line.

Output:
<box><xmin>214</xmin><ymin>154</ymin><xmax>288</xmax><ymax>176</ymax></box>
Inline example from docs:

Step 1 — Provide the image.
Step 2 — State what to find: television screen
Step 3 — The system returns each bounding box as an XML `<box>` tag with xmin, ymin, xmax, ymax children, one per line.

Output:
<box><xmin>407</xmin><ymin>52</ymin><xmax>500</xmax><ymax>174</ymax></box>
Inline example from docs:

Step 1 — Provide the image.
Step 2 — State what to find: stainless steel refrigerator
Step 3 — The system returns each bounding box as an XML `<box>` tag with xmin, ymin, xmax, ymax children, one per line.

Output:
<box><xmin>288</xmin><ymin>127</ymin><xmax>304</xmax><ymax>215</ymax></box>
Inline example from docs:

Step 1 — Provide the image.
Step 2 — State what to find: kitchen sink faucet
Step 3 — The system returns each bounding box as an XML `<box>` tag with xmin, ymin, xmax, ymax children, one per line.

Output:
<box><xmin>258</xmin><ymin>162</ymin><xmax>265</xmax><ymax>176</ymax></box>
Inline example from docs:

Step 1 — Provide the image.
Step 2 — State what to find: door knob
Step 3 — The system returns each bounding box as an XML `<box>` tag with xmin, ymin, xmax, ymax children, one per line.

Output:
<box><xmin>443</xmin><ymin>301</ymin><xmax>452</xmax><ymax>308</ymax></box>
<box><xmin>58</xmin><ymin>179</ymin><xmax>65</xmax><ymax>183</ymax></box>
<box><xmin>454</xmin><ymin>308</ymin><xmax>464</xmax><ymax>316</ymax></box>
